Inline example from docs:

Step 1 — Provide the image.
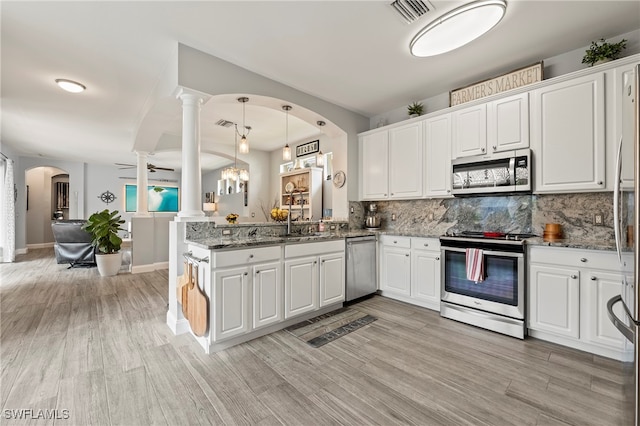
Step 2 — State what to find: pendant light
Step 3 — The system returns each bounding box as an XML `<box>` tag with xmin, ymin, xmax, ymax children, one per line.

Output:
<box><xmin>222</xmin><ymin>128</ymin><xmax>249</xmax><ymax>182</ymax></box>
<box><xmin>316</xmin><ymin>120</ymin><xmax>326</xmax><ymax>167</ymax></box>
<box><xmin>236</xmin><ymin>97</ymin><xmax>251</xmax><ymax>154</ymax></box>
<box><xmin>282</xmin><ymin>105</ymin><xmax>292</xmax><ymax>161</ymax></box>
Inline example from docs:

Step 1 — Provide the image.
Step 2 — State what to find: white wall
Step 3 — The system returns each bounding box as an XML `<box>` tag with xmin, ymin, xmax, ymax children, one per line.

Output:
<box><xmin>369</xmin><ymin>29</ymin><xmax>640</xmax><ymax>129</ymax></box>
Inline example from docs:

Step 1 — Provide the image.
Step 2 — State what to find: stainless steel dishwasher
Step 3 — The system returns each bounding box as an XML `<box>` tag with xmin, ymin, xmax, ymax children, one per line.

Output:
<box><xmin>345</xmin><ymin>235</ymin><xmax>377</xmax><ymax>301</ymax></box>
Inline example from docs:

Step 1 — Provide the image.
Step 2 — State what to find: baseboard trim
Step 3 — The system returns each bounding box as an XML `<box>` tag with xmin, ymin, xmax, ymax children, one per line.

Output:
<box><xmin>26</xmin><ymin>242</ymin><xmax>54</xmax><ymax>249</ymax></box>
<box><xmin>166</xmin><ymin>311</ymin><xmax>190</xmax><ymax>335</ymax></box>
<box><xmin>131</xmin><ymin>261</ymin><xmax>169</xmax><ymax>274</ymax></box>
<box><xmin>16</xmin><ymin>248</ymin><xmax>28</xmax><ymax>255</ymax></box>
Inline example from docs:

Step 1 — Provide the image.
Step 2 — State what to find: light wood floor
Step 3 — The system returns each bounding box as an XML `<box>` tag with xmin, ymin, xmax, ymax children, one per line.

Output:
<box><xmin>1</xmin><ymin>248</ymin><xmax>628</xmax><ymax>425</ymax></box>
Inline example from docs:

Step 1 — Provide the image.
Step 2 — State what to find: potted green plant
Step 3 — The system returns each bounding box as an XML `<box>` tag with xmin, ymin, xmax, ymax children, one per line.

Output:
<box><xmin>407</xmin><ymin>101</ymin><xmax>424</xmax><ymax>118</ymax></box>
<box><xmin>83</xmin><ymin>209</ymin><xmax>126</xmax><ymax>276</ymax></box>
<box><xmin>582</xmin><ymin>38</ymin><xmax>627</xmax><ymax>66</ymax></box>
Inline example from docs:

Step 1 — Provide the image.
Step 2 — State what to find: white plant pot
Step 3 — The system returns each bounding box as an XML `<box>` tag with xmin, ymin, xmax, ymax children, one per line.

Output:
<box><xmin>96</xmin><ymin>252</ymin><xmax>122</xmax><ymax>277</ymax></box>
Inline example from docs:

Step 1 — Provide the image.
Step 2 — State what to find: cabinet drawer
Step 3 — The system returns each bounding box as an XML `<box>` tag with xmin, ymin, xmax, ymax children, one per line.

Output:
<box><xmin>284</xmin><ymin>239</ymin><xmax>345</xmax><ymax>258</ymax></box>
<box><xmin>411</xmin><ymin>237</ymin><xmax>440</xmax><ymax>251</ymax></box>
<box><xmin>213</xmin><ymin>245</ymin><xmax>281</xmax><ymax>268</ymax></box>
<box><xmin>528</xmin><ymin>246</ymin><xmax>618</xmax><ymax>271</ymax></box>
<box><xmin>380</xmin><ymin>235</ymin><xmax>411</xmax><ymax>248</ymax></box>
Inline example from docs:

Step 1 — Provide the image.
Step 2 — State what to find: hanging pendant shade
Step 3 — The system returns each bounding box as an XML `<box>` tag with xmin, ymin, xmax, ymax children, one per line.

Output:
<box><xmin>222</xmin><ymin>127</ymin><xmax>249</xmax><ymax>182</ymax></box>
<box><xmin>236</xmin><ymin>97</ymin><xmax>250</xmax><ymax>154</ymax></box>
<box><xmin>282</xmin><ymin>105</ymin><xmax>293</xmax><ymax>161</ymax></box>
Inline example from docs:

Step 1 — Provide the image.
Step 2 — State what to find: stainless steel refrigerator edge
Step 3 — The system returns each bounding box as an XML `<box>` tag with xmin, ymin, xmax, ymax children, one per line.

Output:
<box><xmin>608</xmin><ymin>63</ymin><xmax>639</xmax><ymax>425</ymax></box>
<box><xmin>345</xmin><ymin>236</ymin><xmax>377</xmax><ymax>301</ymax></box>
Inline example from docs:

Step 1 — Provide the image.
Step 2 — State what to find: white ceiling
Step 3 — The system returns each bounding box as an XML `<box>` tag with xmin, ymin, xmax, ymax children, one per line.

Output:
<box><xmin>2</xmin><ymin>1</ymin><xmax>639</xmax><ymax>171</ymax></box>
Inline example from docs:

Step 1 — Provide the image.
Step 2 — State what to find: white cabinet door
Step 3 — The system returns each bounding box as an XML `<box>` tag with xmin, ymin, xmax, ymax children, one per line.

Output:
<box><xmin>252</xmin><ymin>261</ymin><xmax>282</xmax><ymax>330</ymax></box>
<box><xmin>213</xmin><ymin>267</ymin><xmax>250</xmax><ymax>341</ymax></box>
<box><xmin>284</xmin><ymin>256</ymin><xmax>318</xmax><ymax>319</ymax></box>
<box><xmin>319</xmin><ymin>253</ymin><xmax>345</xmax><ymax>307</ymax></box>
<box><xmin>453</xmin><ymin>103</ymin><xmax>487</xmax><ymax>158</ymax></box>
<box><xmin>488</xmin><ymin>93</ymin><xmax>529</xmax><ymax>153</ymax></box>
<box><xmin>615</xmin><ymin>64</ymin><xmax>637</xmax><ymax>189</ymax></box>
<box><xmin>424</xmin><ymin>114</ymin><xmax>452</xmax><ymax>197</ymax></box>
<box><xmin>584</xmin><ymin>271</ymin><xmax>626</xmax><ymax>349</ymax></box>
<box><xmin>389</xmin><ymin>122</ymin><xmax>423</xmax><ymax>198</ymax></box>
<box><xmin>529</xmin><ymin>264</ymin><xmax>580</xmax><ymax>339</ymax></box>
<box><xmin>531</xmin><ymin>73</ymin><xmax>606</xmax><ymax>192</ymax></box>
<box><xmin>360</xmin><ymin>131</ymin><xmax>389</xmax><ymax>200</ymax></box>
<box><xmin>380</xmin><ymin>246</ymin><xmax>411</xmax><ymax>296</ymax></box>
<box><xmin>411</xmin><ymin>249</ymin><xmax>440</xmax><ymax>309</ymax></box>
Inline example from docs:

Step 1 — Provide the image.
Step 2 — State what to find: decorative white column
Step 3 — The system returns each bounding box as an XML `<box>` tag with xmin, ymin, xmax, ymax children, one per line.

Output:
<box><xmin>135</xmin><ymin>151</ymin><xmax>150</xmax><ymax>216</ymax></box>
<box><xmin>177</xmin><ymin>91</ymin><xmax>205</xmax><ymax>218</ymax></box>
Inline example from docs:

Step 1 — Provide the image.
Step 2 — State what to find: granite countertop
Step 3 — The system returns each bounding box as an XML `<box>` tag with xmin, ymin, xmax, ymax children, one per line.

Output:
<box><xmin>525</xmin><ymin>237</ymin><xmax>617</xmax><ymax>252</ymax></box>
<box><xmin>187</xmin><ymin>228</ymin><xmax>621</xmax><ymax>252</ymax></box>
<box><xmin>187</xmin><ymin>230</ymin><xmax>378</xmax><ymax>250</ymax></box>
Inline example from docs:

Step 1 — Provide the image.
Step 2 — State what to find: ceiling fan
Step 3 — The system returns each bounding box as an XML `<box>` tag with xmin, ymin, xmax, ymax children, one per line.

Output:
<box><xmin>115</xmin><ymin>163</ymin><xmax>175</xmax><ymax>173</ymax></box>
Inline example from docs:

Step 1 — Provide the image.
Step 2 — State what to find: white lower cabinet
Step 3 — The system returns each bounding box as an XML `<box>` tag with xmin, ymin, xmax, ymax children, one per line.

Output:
<box><xmin>284</xmin><ymin>240</ymin><xmax>345</xmax><ymax>319</ymax></box>
<box><xmin>252</xmin><ymin>261</ymin><xmax>282</xmax><ymax>330</ymax></box>
<box><xmin>213</xmin><ymin>266</ymin><xmax>251</xmax><ymax>341</ymax></box>
<box><xmin>528</xmin><ymin>246</ymin><xmax>627</xmax><ymax>360</ymax></box>
<box><xmin>379</xmin><ymin>235</ymin><xmax>440</xmax><ymax>311</ymax></box>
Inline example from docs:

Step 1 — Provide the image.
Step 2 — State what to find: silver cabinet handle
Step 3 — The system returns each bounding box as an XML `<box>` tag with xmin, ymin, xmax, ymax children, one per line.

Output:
<box><xmin>590</xmin><ymin>276</ymin><xmax>596</xmax><ymax>281</ymax></box>
<box><xmin>391</xmin><ymin>193</ymin><xmax>394</xmax><ymax>196</ymax></box>
<box><xmin>481</xmin><ymin>148</ymin><xmax>485</xmax><ymax>152</ymax></box>
<box><xmin>598</xmin><ymin>181</ymin><xmax>603</xmax><ymax>185</ymax></box>
<box><xmin>314</xmin><ymin>261</ymin><xmax>317</xmax><ymax>265</ymax></box>
<box><xmin>256</xmin><ymin>270</ymin><xmax>261</xmax><ymax>274</ymax></box>
<box><xmin>435</xmin><ymin>257</ymin><xmax>440</xmax><ymax>261</ymax></box>
<box><xmin>571</xmin><ymin>274</ymin><xmax>578</xmax><ymax>279</ymax></box>
<box><xmin>423</xmin><ymin>243</ymin><xmax>429</xmax><ymax>247</ymax></box>
<box><xmin>393</xmin><ymin>240</ymin><xmax>397</xmax><ymax>244</ymax></box>
<box><xmin>384</xmin><ymin>194</ymin><xmax>387</xmax><ymax>196</ymax></box>
<box><xmin>249</xmin><ymin>254</ymin><xmax>254</xmax><ymax>258</ymax></box>
<box><xmin>405</xmin><ymin>254</ymin><xmax>410</xmax><ymax>257</ymax></box>
<box><xmin>447</xmin><ymin>190</ymin><xmax>451</xmax><ymax>193</ymax></box>
<box><xmin>492</xmin><ymin>146</ymin><xmax>497</xmax><ymax>150</ymax></box>
<box><xmin>580</xmin><ymin>258</ymin><xmax>587</xmax><ymax>262</ymax></box>
<box><xmin>243</xmin><ymin>272</ymin><xmax>248</xmax><ymax>276</ymax></box>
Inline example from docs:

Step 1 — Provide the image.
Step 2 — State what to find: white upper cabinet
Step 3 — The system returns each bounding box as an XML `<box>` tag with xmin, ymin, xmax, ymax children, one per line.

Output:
<box><xmin>487</xmin><ymin>93</ymin><xmax>530</xmax><ymax>153</ymax></box>
<box><xmin>453</xmin><ymin>92</ymin><xmax>529</xmax><ymax>159</ymax></box>
<box><xmin>424</xmin><ymin>114</ymin><xmax>452</xmax><ymax>198</ymax></box>
<box><xmin>452</xmin><ymin>103</ymin><xmax>487</xmax><ymax>158</ymax></box>
<box><xmin>388</xmin><ymin>122</ymin><xmax>423</xmax><ymax>199</ymax></box>
<box><xmin>360</xmin><ymin>121</ymin><xmax>422</xmax><ymax>200</ymax></box>
<box><xmin>613</xmin><ymin>63</ymin><xmax>637</xmax><ymax>189</ymax></box>
<box><xmin>531</xmin><ymin>72</ymin><xmax>606</xmax><ymax>192</ymax></box>
<box><xmin>360</xmin><ymin>130</ymin><xmax>389</xmax><ymax>200</ymax></box>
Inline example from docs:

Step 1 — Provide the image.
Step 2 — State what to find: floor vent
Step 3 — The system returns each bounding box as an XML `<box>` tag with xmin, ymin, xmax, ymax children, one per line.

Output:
<box><xmin>390</xmin><ymin>0</ymin><xmax>434</xmax><ymax>24</ymax></box>
<box><xmin>215</xmin><ymin>119</ymin><xmax>234</xmax><ymax>128</ymax></box>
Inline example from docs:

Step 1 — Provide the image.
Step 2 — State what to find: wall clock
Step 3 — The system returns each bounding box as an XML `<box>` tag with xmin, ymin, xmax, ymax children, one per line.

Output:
<box><xmin>333</xmin><ymin>171</ymin><xmax>346</xmax><ymax>188</ymax></box>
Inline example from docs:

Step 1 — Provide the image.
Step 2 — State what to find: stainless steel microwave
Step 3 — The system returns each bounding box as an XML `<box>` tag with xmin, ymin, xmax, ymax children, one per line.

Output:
<box><xmin>451</xmin><ymin>149</ymin><xmax>531</xmax><ymax>196</ymax></box>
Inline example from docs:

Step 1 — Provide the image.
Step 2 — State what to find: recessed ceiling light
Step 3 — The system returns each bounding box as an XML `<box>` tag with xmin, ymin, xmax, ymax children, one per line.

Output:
<box><xmin>55</xmin><ymin>78</ymin><xmax>86</xmax><ymax>93</ymax></box>
<box><xmin>410</xmin><ymin>0</ymin><xmax>506</xmax><ymax>57</ymax></box>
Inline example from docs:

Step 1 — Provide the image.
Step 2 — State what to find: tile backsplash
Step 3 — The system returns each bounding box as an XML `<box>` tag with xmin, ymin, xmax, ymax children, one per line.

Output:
<box><xmin>351</xmin><ymin>192</ymin><xmax>615</xmax><ymax>241</ymax></box>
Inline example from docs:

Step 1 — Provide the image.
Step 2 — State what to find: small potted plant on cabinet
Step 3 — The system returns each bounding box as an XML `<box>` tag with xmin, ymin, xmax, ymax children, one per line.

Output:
<box><xmin>582</xmin><ymin>38</ymin><xmax>627</xmax><ymax>66</ymax></box>
<box><xmin>407</xmin><ymin>101</ymin><xmax>424</xmax><ymax>118</ymax></box>
<box><xmin>83</xmin><ymin>209</ymin><xmax>126</xmax><ymax>276</ymax></box>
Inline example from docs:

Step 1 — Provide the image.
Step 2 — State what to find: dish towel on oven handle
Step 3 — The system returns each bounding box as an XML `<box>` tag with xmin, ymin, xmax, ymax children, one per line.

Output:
<box><xmin>466</xmin><ymin>248</ymin><xmax>484</xmax><ymax>283</ymax></box>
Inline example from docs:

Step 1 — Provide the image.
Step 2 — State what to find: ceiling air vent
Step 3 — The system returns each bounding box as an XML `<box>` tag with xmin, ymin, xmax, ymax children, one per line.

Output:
<box><xmin>215</xmin><ymin>119</ymin><xmax>234</xmax><ymax>128</ymax></box>
<box><xmin>390</xmin><ymin>0</ymin><xmax>434</xmax><ymax>24</ymax></box>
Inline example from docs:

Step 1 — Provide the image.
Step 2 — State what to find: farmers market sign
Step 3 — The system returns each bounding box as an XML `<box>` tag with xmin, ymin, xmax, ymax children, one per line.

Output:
<box><xmin>450</xmin><ymin>62</ymin><xmax>543</xmax><ymax>106</ymax></box>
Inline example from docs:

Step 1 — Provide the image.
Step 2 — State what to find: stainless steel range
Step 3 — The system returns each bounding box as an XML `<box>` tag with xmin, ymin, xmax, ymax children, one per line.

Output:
<box><xmin>439</xmin><ymin>231</ymin><xmax>535</xmax><ymax>339</ymax></box>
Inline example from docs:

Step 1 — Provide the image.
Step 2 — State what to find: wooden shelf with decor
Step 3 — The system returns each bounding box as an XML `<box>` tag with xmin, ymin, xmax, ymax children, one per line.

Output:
<box><xmin>279</xmin><ymin>167</ymin><xmax>323</xmax><ymax>221</ymax></box>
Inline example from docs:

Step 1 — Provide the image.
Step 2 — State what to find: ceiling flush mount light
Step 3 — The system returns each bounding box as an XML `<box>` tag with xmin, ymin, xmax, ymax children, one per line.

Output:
<box><xmin>282</xmin><ymin>105</ymin><xmax>292</xmax><ymax>161</ymax></box>
<box><xmin>236</xmin><ymin>97</ymin><xmax>250</xmax><ymax>154</ymax></box>
<box><xmin>410</xmin><ymin>0</ymin><xmax>507</xmax><ymax>57</ymax></box>
<box><xmin>55</xmin><ymin>78</ymin><xmax>86</xmax><ymax>93</ymax></box>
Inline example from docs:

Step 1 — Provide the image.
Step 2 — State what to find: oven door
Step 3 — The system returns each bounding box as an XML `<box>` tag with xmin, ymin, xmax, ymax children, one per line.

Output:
<box><xmin>441</xmin><ymin>246</ymin><xmax>525</xmax><ymax>319</ymax></box>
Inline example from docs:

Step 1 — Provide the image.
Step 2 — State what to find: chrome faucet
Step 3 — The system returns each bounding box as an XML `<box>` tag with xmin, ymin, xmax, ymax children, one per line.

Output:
<box><xmin>287</xmin><ymin>190</ymin><xmax>295</xmax><ymax>235</ymax></box>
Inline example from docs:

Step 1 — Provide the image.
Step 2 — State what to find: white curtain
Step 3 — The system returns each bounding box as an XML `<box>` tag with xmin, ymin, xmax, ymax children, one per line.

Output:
<box><xmin>2</xmin><ymin>159</ymin><xmax>15</xmax><ymax>262</ymax></box>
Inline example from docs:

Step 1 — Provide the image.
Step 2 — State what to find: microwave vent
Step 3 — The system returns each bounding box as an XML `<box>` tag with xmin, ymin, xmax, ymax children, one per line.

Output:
<box><xmin>390</xmin><ymin>0</ymin><xmax>434</xmax><ymax>24</ymax></box>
